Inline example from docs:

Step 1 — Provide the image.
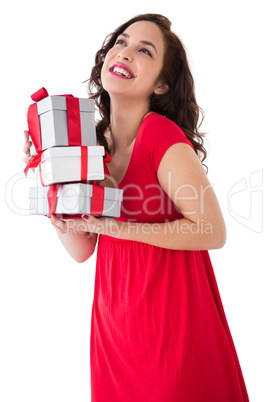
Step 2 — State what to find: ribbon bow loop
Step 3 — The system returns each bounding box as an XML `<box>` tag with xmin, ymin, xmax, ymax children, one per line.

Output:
<box><xmin>31</xmin><ymin>87</ymin><xmax>49</xmax><ymax>102</ymax></box>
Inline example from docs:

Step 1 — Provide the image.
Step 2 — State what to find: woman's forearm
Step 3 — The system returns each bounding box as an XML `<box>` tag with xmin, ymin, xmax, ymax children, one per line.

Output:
<box><xmin>57</xmin><ymin>230</ymin><xmax>98</xmax><ymax>262</ymax></box>
<box><xmin>58</xmin><ymin>212</ymin><xmax>226</xmax><ymax>252</ymax></box>
<box><xmin>50</xmin><ymin>216</ymin><xmax>98</xmax><ymax>263</ymax></box>
<box><xmin>116</xmin><ymin>218</ymin><xmax>226</xmax><ymax>250</ymax></box>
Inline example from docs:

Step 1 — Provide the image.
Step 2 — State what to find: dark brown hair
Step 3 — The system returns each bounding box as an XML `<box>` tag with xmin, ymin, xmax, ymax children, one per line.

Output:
<box><xmin>88</xmin><ymin>13</ymin><xmax>207</xmax><ymax>163</ymax></box>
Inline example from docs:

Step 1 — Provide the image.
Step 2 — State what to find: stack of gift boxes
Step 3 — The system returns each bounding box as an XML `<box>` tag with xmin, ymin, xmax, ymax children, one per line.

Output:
<box><xmin>25</xmin><ymin>87</ymin><xmax>123</xmax><ymax>218</ymax></box>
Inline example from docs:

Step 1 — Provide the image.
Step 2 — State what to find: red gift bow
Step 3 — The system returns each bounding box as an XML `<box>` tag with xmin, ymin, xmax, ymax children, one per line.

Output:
<box><xmin>47</xmin><ymin>184</ymin><xmax>105</xmax><ymax>217</ymax></box>
<box><xmin>24</xmin><ymin>87</ymin><xmax>82</xmax><ymax>176</ymax></box>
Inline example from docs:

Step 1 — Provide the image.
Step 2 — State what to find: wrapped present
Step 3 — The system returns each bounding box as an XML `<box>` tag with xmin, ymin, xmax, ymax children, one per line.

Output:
<box><xmin>24</xmin><ymin>87</ymin><xmax>97</xmax><ymax>175</ymax></box>
<box><xmin>27</xmin><ymin>87</ymin><xmax>96</xmax><ymax>152</ymax></box>
<box><xmin>29</xmin><ymin>183</ymin><xmax>123</xmax><ymax>218</ymax></box>
<box><xmin>39</xmin><ymin>146</ymin><xmax>105</xmax><ymax>186</ymax></box>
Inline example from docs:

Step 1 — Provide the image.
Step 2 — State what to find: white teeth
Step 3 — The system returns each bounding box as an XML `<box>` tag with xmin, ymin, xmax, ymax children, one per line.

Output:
<box><xmin>112</xmin><ymin>66</ymin><xmax>132</xmax><ymax>78</ymax></box>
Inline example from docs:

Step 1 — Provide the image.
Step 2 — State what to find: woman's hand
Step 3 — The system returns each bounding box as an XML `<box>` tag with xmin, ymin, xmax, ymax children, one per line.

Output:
<box><xmin>23</xmin><ymin>130</ymin><xmax>33</xmax><ymax>165</ymax></box>
<box><xmin>50</xmin><ymin>215</ymin><xmax>124</xmax><ymax>238</ymax></box>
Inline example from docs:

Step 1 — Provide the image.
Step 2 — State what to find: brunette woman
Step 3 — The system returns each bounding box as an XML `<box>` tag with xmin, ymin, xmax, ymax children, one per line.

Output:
<box><xmin>24</xmin><ymin>13</ymin><xmax>249</xmax><ymax>401</ymax></box>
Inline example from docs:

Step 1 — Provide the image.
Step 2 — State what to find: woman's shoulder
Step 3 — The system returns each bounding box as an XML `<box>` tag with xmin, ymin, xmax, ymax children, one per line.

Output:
<box><xmin>139</xmin><ymin>112</ymin><xmax>192</xmax><ymax>146</ymax></box>
<box><xmin>136</xmin><ymin>113</ymin><xmax>194</xmax><ymax>173</ymax></box>
<box><xmin>143</xmin><ymin>112</ymin><xmax>182</xmax><ymax>129</ymax></box>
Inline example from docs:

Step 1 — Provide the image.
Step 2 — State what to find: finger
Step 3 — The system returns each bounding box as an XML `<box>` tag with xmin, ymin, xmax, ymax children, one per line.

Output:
<box><xmin>82</xmin><ymin>214</ymin><xmax>97</xmax><ymax>222</ymax></box>
<box><xmin>82</xmin><ymin>214</ymin><xmax>103</xmax><ymax>225</ymax></box>
<box><xmin>53</xmin><ymin>217</ymin><xmax>89</xmax><ymax>234</ymax></box>
<box><xmin>23</xmin><ymin>154</ymin><xmax>33</xmax><ymax>165</ymax></box>
<box><xmin>81</xmin><ymin>215</ymin><xmax>104</xmax><ymax>233</ymax></box>
<box><xmin>50</xmin><ymin>215</ymin><xmax>67</xmax><ymax>233</ymax></box>
<box><xmin>50</xmin><ymin>215</ymin><xmax>58</xmax><ymax>225</ymax></box>
<box><xmin>50</xmin><ymin>215</ymin><xmax>65</xmax><ymax>226</ymax></box>
<box><xmin>63</xmin><ymin>218</ymin><xmax>89</xmax><ymax>234</ymax></box>
<box><xmin>24</xmin><ymin>130</ymin><xmax>29</xmax><ymax>141</ymax></box>
<box><xmin>23</xmin><ymin>140</ymin><xmax>32</xmax><ymax>155</ymax></box>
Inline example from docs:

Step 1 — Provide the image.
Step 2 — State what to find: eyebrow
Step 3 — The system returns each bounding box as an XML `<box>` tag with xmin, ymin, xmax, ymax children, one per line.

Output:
<box><xmin>120</xmin><ymin>32</ymin><xmax>158</xmax><ymax>54</ymax></box>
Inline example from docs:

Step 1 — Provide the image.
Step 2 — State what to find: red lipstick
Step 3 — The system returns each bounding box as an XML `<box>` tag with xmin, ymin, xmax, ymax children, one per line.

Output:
<box><xmin>109</xmin><ymin>62</ymin><xmax>135</xmax><ymax>79</ymax></box>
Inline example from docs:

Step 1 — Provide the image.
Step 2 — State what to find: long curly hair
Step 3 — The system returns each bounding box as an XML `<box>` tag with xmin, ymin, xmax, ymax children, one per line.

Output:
<box><xmin>88</xmin><ymin>13</ymin><xmax>207</xmax><ymax>164</ymax></box>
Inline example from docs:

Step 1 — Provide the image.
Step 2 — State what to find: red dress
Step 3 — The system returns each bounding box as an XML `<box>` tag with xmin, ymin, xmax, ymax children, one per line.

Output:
<box><xmin>90</xmin><ymin>114</ymin><xmax>249</xmax><ymax>401</ymax></box>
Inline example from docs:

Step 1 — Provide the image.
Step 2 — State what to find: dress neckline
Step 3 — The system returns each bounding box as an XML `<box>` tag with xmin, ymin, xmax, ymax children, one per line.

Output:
<box><xmin>115</xmin><ymin>113</ymin><xmax>159</xmax><ymax>188</ymax></box>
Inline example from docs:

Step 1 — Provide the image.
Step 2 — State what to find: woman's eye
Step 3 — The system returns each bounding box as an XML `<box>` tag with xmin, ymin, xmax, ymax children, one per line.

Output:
<box><xmin>115</xmin><ymin>39</ymin><xmax>126</xmax><ymax>46</ymax></box>
<box><xmin>139</xmin><ymin>48</ymin><xmax>152</xmax><ymax>57</ymax></box>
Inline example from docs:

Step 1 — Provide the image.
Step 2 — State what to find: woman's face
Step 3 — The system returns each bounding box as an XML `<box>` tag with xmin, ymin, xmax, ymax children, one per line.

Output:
<box><xmin>101</xmin><ymin>21</ymin><xmax>166</xmax><ymax>102</ymax></box>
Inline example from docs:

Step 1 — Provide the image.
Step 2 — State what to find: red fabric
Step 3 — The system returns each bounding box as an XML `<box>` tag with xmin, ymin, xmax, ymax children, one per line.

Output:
<box><xmin>103</xmin><ymin>150</ymin><xmax>112</xmax><ymax>177</ymax></box>
<box><xmin>90</xmin><ymin>113</ymin><xmax>249</xmax><ymax>401</ymax></box>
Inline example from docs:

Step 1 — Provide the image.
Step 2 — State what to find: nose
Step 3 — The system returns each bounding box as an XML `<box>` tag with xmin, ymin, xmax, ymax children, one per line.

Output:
<box><xmin>117</xmin><ymin>47</ymin><xmax>132</xmax><ymax>62</ymax></box>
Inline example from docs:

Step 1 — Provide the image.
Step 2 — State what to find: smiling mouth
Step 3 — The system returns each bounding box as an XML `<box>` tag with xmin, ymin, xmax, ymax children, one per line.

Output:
<box><xmin>109</xmin><ymin>64</ymin><xmax>135</xmax><ymax>79</ymax></box>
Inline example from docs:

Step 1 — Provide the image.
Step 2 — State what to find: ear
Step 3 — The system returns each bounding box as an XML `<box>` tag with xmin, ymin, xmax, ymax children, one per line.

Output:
<box><xmin>153</xmin><ymin>82</ymin><xmax>169</xmax><ymax>95</ymax></box>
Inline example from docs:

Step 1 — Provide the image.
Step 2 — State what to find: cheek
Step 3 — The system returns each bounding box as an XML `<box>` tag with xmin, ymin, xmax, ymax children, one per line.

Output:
<box><xmin>104</xmin><ymin>48</ymin><xmax>117</xmax><ymax>64</ymax></box>
<box><xmin>139</xmin><ymin>61</ymin><xmax>161</xmax><ymax>85</ymax></box>
<box><xmin>101</xmin><ymin>48</ymin><xmax>117</xmax><ymax>74</ymax></box>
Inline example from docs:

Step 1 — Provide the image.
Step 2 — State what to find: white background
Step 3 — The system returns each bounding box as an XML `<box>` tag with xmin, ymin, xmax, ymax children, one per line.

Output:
<box><xmin>1</xmin><ymin>0</ymin><xmax>267</xmax><ymax>401</ymax></box>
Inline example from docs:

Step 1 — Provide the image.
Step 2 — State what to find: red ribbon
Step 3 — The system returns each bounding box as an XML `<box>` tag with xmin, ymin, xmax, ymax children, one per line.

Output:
<box><xmin>65</xmin><ymin>96</ymin><xmax>82</xmax><ymax>146</ymax></box>
<box><xmin>27</xmin><ymin>87</ymin><xmax>49</xmax><ymax>153</ymax></box>
<box><xmin>47</xmin><ymin>185</ymin><xmax>61</xmax><ymax>215</ymax></box>
<box><xmin>31</xmin><ymin>87</ymin><xmax>49</xmax><ymax>102</ymax></box>
<box><xmin>24</xmin><ymin>152</ymin><xmax>42</xmax><ymax>176</ymax></box>
<box><xmin>90</xmin><ymin>185</ymin><xmax>105</xmax><ymax>216</ymax></box>
<box><xmin>81</xmin><ymin>147</ymin><xmax>88</xmax><ymax>181</ymax></box>
<box><xmin>27</xmin><ymin>103</ymin><xmax>43</xmax><ymax>154</ymax></box>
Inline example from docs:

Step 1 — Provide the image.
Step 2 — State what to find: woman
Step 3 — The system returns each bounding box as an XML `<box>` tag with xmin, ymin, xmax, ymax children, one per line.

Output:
<box><xmin>24</xmin><ymin>13</ymin><xmax>249</xmax><ymax>401</ymax></box>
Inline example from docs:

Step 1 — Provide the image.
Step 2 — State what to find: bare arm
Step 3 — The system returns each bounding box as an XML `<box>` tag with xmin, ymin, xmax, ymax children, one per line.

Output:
<box><xmin>74</xmin><ymin>143</ymin><xmax>226</xmax><ymax>251</ymax></box>
<box><xmin>117</xmin><ymin>143</ymin><xmax>226</xmax><ymax>249</ymax></box>
<box><xmin>50</xmin><ymin>216</ymin><xmax>98</xmax><ymax>263</ymax></box>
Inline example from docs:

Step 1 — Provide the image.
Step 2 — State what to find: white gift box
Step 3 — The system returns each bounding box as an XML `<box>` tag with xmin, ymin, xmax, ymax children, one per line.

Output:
<box><xmin>27</xmin><ymin>96</ymin><xmax>96</xmax><ymax>155</ymax></box>
<box><xmin>29</xmin><ymin>183</ymin><xmax>123</xmax><ymax>218</ymax></box>
<box><xmin>40</xmin><ymin>146</ymin><xmax>105</xmax><ymax>185</ymax></box>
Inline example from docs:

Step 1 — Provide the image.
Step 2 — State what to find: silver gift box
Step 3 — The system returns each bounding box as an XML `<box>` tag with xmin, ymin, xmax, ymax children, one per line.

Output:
<box><xmin>29</xmin><ymin>183</ymin><xmax>123</xmax><ymax>218</ymax></box>
<box><xmin>40</xmin><ymin>146</ymin><xmax>105</xmax><ymax>185</ymax></box>
<box><xmin>27</xmin><ymin>96</ymin><xmax>96</xmax><ymax>155</ymax></box>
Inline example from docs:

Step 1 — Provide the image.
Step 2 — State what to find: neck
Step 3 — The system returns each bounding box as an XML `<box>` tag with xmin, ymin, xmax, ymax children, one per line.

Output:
<box><xmin>108</xmin><ymin>95</ymin><xmax>150</xmax><ymax>155</ymax></box>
